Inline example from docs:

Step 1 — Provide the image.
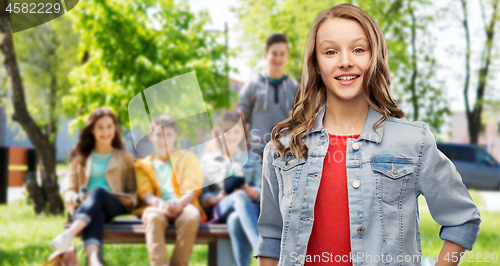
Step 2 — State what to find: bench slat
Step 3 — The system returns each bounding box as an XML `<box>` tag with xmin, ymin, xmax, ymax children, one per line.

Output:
<box><xmin>64</xmin><ymin>222</ymin><xmax>230</xmax><ymax>244</ymax></box>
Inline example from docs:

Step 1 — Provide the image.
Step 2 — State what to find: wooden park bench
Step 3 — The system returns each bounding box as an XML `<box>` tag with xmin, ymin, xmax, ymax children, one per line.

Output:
<box><xmin>65</xmin><ymin>218</ymin><xmax>234</xmax><ymax>266</ymax></box>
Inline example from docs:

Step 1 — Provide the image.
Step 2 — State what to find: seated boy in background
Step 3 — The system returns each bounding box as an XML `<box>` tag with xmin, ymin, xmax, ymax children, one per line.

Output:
<box><xmin>133</xmin><ymin>113</ymin><xmax>207</xmax><ymax>266</ymax></box>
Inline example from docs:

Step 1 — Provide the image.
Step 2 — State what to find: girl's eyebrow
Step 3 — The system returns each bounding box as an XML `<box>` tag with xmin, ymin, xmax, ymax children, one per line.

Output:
<box><xmin>319</xmin><ymin>37</ymin><xmax>368</xmax><ymax>46</ymax></box>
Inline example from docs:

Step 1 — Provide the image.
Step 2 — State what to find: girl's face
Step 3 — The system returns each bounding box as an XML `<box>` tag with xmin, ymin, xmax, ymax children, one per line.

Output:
<box><xmin>222</xmin><ymin>121</ymin><xmax>245</xmax><ymax>151</ymax></box>
<box><xmin>264</xmin><ymin>42</ymin><xmax>289</xmax><ymax>73</ymax></box>
<box><xmin>92</xmin><ymin>116</ymin><xmax>116</xmax><ymax>146</ymax></box>
<box><xmin>315</xmin><ymin>18</ymin><xmax>371</xmax><ymax>101</ymax></box>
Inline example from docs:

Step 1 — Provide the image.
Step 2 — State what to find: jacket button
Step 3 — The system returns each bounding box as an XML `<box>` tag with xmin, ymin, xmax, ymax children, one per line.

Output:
<box><xmin>357</xmin><ymin>226</ymin><xmax>365</xmax><ymax>234</ymax></box>
<box><xmin>352</xmin><ymin>143</ymin><xmax>360</xmax><ymax>150</ymax></box>
<box><xmin>352</xmin><ymin>180</ymin><xmax>360</xmax><ymax>188</ymax></box>
<box><xmin>391</xmin><ymin>164</ymin><xmax>398</xmax><ymax>175</ymax></box>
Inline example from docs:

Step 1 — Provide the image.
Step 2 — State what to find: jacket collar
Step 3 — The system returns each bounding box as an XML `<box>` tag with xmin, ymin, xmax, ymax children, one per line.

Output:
<box><xmin>143</xmin><ymin>148</ymin><xmax>184</xmax><ymax>168</ymax></box>
<box><xmin>150</xmin><ymin>147</ymin><xmax>179</xmax><ymax>158</ymax></box>
<box><xmin>84</xmin><ymin>149</ymin><xmax>120</xmax><ymax>178</ymax></box>
<box><xmin>258</xmin><ymin>72</ymin><xmax>289</xmax><ymax>83</ymax></box>
<box><xmin>305</xmin><ymin>102</ymin><xmax>385</xmax><ymax>143</ymax></box>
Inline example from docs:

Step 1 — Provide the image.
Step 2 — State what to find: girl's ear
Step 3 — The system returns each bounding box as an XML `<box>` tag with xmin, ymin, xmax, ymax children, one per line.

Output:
<box><xmin>263</xmin><ymin>51</ymin><xmax>268</xmax><ymax>60</ymax></box>
<box><xmin>314</xmin><ymin>66</ymin><xmax>320</xmax><ymax>74</ymax></box>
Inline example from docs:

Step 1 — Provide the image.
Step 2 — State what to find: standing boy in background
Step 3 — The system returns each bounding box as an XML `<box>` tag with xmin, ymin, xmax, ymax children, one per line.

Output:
<box><xmin>237</xmin><ymin>34</ymin><xmax>299</xmax><ymax>162</ymax></box>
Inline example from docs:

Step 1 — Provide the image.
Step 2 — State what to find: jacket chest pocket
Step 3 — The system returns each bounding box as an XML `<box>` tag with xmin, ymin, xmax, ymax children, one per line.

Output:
<box><xmin>371</xmin><ymin>162</ymin><xmax>414</xmax><ymax>204</ymax></box>
<box><xmin>272</xmin><ymin>153</ymin><xmax>306</xmax><ymax>196</ymax></box>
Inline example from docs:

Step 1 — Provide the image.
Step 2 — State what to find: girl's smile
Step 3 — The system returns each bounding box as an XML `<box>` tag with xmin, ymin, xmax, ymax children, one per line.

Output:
<box><xmin>335</xmin><ymin>73</ymin><xmax>361</xmax><ymax>86</ymax></box>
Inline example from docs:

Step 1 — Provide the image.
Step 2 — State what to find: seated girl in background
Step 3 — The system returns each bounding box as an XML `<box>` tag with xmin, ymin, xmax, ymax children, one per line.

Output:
<box><xmin>49</xmin><ymin>108</ymin><xmax>137</xmax><ymax>266</ymax></box>
<box><xmin>200</xmin><ymin>110</ymin><xmax>262</xmax><ymax>266</ymax></box>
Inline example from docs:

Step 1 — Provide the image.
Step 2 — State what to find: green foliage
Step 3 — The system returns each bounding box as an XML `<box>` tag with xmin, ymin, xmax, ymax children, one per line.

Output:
<box><xmin>63</xmin><ymin>0</ymin><xmax>231</xmax><ymax>133</ymax></box>
<box><xmin>1</xmin><ymin>198</ymin><xmax>497</xmax><ymax>265</ymax></box>
<box><xmin>3</xmin><ymin>16</ymin><xmax>78</xmax><ymax>143</ymax></box>
<box><xmin>0</xmin><ymin>202</ymin><xmax>229</xmax><ymax>266</ymax></box>
<box><xmin>232</xmin><ymin>0</ymin><xmax>345</xmax><ymax>79</ymax></box>
<box><xmin>392</xmin><ymin>0</ymin><xmax>451</xmax><ymax>133</ymax></box>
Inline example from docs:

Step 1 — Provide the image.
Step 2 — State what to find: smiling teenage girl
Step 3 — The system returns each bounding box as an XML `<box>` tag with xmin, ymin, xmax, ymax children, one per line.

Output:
<box><xmin>49</xmin><ymin>108</ymin><xmax>137</xmax><ymax>266</ymax></box>
<box><xmin>254</xmin><ymin>4</ymin><xmax>480</xmax><ymax>266</ymax></box>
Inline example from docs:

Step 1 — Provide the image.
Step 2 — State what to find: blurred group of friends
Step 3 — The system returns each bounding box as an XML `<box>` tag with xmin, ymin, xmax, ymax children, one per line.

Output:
<box><xmin>47</xmin><ymin>33</ymin><xmax>298</xmax><ymax>266</ymax></box>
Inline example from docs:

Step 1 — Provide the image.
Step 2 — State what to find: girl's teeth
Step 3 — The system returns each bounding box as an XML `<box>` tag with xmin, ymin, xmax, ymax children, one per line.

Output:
<box><xmin>338</xmin><ymin>75</ymin><xmax>358</xmax><ymax>81</ymax></box>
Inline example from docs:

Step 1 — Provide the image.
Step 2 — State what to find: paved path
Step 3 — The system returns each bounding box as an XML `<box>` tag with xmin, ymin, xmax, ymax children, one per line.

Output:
<box><xmin>7</xmin><ymin>172</ymin><xmax>66</xmax><ymax>203</ymax></box>
<box><xmin>478</xmin><ymin>191</ymin><xmax>500</xmax><ymax>211</ymax></box>
<box><xmin>419</xmin><ymin>191</ymin><xmax>500</xmax><ymax>212</ymax></box>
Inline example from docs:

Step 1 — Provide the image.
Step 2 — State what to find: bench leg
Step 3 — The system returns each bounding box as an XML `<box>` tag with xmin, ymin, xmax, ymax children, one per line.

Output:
<box><xmin>208</xmin><ymin>238</ymin><xmax>234</xmax><ymax>266</ymax></box>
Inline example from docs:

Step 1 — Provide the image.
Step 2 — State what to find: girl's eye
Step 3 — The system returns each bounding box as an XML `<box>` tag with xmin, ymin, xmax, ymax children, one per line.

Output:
<box><xmin>354</xmin><ymin>48</ymin><xmax>364</xmax><ymax>53</ymax></box>
<box><xmin>326</xmin><ymin>50</ymin><xmax>337</xmax><ymax>56</ymax></box>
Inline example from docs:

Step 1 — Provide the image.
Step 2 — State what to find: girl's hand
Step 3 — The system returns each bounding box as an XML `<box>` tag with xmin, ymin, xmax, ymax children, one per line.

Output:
<box><xmin>208</xmin><ymin>191</ymin><xmax>226</xmax><ymax>207</ymax></box>
<box><xmin>79</xmin><ymin>192</ymin><xmax>87</xmax><ymax>203</ymax></box>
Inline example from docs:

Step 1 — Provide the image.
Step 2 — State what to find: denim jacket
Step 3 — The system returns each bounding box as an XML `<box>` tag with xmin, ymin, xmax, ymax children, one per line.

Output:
<box><xmin>254</xmin><ymin>103</ymin><xmax>481</xmax><ymax>266</ymax></box>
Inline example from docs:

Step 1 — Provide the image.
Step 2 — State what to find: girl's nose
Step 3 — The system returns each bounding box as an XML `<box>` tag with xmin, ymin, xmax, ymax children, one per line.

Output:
<box><xmin>338</xmin><ymin>53</ymin><xmax>354</xmax><ymax>69</ymax></box>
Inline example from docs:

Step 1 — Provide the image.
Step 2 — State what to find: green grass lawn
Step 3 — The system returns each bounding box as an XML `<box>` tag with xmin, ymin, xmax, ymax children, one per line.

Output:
<box><xmin>1</xmin><ymin>192</ymin><xmax>498</xmax><ymax>266</ymax></box>
<box><xmin>418</xmin><ymin>210</ymin><xmax>500</xmax><ymax>264</ymax></box>
<box><xmin>0</xmin><ymin>201</ymin><xmax>257</xmax><ymax>266</ymax></box>
<box><xmin>418</xmin><ymin>190</ymin><xmax>499</xmax><ymax>265</ymax></box>
<box><xmin>56</xmin><ymin>163</ymin><xmax>69</xmax><ymax>173</ymax></box>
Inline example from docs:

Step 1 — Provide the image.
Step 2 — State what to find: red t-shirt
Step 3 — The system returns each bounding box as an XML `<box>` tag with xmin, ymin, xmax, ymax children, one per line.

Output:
<box><xmin>305</xmin><ymin>133</ymin><xmax>360</xmax><ymax>265</ymax></box>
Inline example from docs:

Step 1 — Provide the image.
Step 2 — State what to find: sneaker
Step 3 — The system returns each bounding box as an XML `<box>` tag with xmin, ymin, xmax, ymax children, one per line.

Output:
<box><xmin>89</xmin><ymin>252</ymin><xmax>103</xmax><ymax>266</ymax></box>
<box><xmin>49</xmin><ymin>231</ymin><xmax>73</xmax><ymax>252</ymax></box>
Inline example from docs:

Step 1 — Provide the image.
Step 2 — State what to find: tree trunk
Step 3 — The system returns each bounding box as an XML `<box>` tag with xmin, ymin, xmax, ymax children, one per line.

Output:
<box><xmin>468</xmin><ymin>111</ymin><xmax>481</xmax><ymax>145</ymax></box>
<box><xmin>47</xmin><ymin>30</ymin><xmax>58</xmax><ymax>141</ymax></box>
<box><xmin>48</xmin><ymin>63</ymin><xmax>57</xmax><ymax>140</ymax></box>
<box><xmin>462</xmin><ymin>0</ymin><xmax>499</xmax><ymax>144</ymax></box>
<box><xmin>0</xmin><ymin>3</ymin><xmax>64</xmax><ymax>214</ymax></box>
<box><xmin>409</xmin><ymin>2</ymin><xmax>419</xmax><ymax>121</ymax></box>
<box><xmin>23</xmin><ymin>171</ymin><xmax>45</xmax><ymax>214</ymax></box>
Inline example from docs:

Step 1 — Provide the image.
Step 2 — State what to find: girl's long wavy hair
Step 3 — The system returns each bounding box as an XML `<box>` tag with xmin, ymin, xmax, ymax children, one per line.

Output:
<box><xmin>69</xmin><ymin>108</ymin><xmax>125</xmax><ymax>165</ymax></box>
<box><xmin>271</xmin><ymin>4</ymin><xmax>405</xmax><ymax>160</ymax></box>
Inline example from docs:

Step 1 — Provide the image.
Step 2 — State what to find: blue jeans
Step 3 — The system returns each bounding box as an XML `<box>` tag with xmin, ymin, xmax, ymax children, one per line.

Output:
<box><xmin>213</xmin><ymin>190</ymin><xmax>260</xmax><ymax>266</ymax></box>
<box><xmin>73</xmin><ymin>187</ymin><xmax>127</xmax><ymax>247</ymax></box>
